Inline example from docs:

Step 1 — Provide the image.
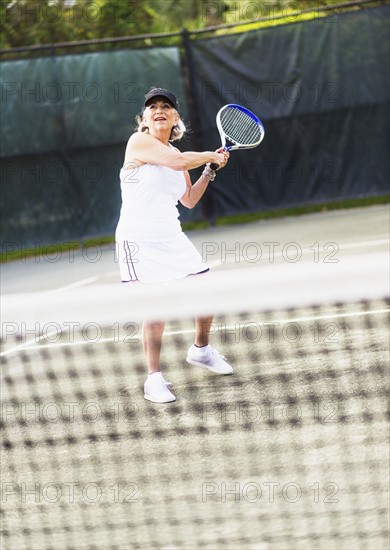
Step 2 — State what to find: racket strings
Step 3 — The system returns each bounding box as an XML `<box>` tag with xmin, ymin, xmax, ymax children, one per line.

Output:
<box><xmin>220</xmin><ymin>107</ymin><xmax>263</xmax><ymax>146</ymax></box>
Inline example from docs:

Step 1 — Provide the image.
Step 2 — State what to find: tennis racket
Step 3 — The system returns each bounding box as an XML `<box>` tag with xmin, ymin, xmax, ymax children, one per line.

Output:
<box><xmin>209</xmin><ymin>104</ymin><xmax>265</xmax><ymax>170</ymax></box>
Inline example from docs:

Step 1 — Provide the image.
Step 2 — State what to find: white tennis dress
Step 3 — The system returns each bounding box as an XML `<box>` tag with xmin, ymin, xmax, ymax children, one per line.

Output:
<box><xmin>115</xmin><ymin>162</ymin><xmax>208</xmax><ymax>284</ymax></box>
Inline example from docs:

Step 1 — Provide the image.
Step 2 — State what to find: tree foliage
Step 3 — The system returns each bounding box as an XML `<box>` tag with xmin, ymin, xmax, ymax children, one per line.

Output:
<box><xmin>1</xmin><ymin>0</ymin><xmax>366</xmax><ymax>49</ymax></box>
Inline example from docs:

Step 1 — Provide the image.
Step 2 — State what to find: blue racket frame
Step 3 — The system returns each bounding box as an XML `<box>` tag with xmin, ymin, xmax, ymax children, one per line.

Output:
<box><xmin>209</xmin><ymin>104</ymin><xmax>265</xmax><ymax>170</ymax></box>
<box><xmin>216</xmin><ymin>104</ymin><xmax>265</xmax><ymax>151</ymax></box>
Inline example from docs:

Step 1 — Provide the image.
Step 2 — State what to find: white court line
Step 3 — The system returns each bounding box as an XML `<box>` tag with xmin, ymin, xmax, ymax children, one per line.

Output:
<box><xmin>51</xmin><ymin>275</ymin><xmax>101</xmax><ymax>291</ymax></box>
<box><xmin>21</xmin><ymin>275</ymin><xmax>101</xmax><ymax>305</ymax></box>
<box><xmin>207</xmin><ymin>239</ymin><xmax>390</xmax><ymax>268</ymax></box>
<box><xmin>2</xmin><ymin>307</ymin><xmax>388</xmax><ymax>357</ymax></box>
<box><xmin>3</xmin><ymin>276</ymin><xmax>101</xmax><ymax>355</ymax></box>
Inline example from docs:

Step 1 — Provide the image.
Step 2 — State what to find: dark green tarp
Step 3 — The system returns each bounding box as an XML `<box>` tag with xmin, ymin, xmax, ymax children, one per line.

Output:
<box><xmin>1</xmin><ymin>47</ymin><xmax>188</xmax><ymax>245</ymax></box>
<box><xmin>1</xmin><ymin>6</ymin><xmax>389</xmax><ymax>247</ymax></box>
<box><xmin>189</xmin><ymin>5</ymin><xmax>389</xmax><ymax>216</ymax></box>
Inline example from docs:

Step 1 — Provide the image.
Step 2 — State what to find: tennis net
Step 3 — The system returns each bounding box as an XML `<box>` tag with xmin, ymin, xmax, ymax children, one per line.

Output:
<box><xmin>1</xmin><ymin>254</ymin><xmax>389</xmax><ymax>550</ymax></box>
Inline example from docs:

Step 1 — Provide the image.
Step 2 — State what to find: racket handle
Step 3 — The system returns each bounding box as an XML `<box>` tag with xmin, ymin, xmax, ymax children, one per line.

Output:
<box><xmin>210</xmin><ymin>147</ymin><xmax>227</xmax><ymax>170</ymax></box>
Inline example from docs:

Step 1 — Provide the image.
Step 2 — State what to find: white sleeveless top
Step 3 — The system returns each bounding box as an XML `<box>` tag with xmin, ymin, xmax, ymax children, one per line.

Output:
<box><xmin>115</xmin><ymin>160</ymin><xmax>208</xmax><ymax>283</ymax></box>
<box><xmin>115</xmin><ymin>163</ymin><xmax>187</xmax><ymax>242</ymax></box>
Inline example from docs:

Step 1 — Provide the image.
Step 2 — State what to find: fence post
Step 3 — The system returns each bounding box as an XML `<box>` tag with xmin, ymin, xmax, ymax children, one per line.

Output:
<box><xmin>181</xmin><ymin>28</ymin><xmax>215</xmax><ymax>225</ymax></box>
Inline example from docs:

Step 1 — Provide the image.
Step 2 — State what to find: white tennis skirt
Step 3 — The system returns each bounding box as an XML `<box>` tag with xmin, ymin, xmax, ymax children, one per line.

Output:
<box><xmin>116</xmin><ymin>233</ymin><xmax>209</xmax><ymax>284</ymax></box>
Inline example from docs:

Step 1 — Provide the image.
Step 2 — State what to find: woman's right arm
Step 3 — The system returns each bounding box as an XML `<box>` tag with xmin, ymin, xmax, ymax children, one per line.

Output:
<box><xmin>124</xmin><ymin>132</ymin><xmax>224</xmax><ymax>171</ymax></box>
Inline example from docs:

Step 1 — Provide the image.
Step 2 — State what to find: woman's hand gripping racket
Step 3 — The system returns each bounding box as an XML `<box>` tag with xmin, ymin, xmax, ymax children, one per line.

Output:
<box><xmin>209</xmin><ymin>104</ymin><xmax>265</xmax><ymax>170</ymax></box>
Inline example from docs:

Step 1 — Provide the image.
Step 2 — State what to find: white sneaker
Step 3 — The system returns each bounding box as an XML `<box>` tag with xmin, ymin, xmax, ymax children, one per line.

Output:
<box><xmin>186</xmin><ymin>344</ymin><xmax>233</xmax><ymax>375</ymax></box>
<box><xmin>144</xmin><ymin>372</ymin><xmax>176</xmax><ymax>403</ymax></box>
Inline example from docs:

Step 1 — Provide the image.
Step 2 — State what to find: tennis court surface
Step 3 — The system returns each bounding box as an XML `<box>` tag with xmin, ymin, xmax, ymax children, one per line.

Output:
<box><xmin>1</xmin><ymin>207</ymin><xmax>389</xmax><ymax>549</ymax></box>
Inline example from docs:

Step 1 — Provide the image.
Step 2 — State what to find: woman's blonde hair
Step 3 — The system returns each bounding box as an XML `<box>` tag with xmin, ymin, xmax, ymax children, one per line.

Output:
<box><xmin>135</xmin><ymin>111</ymin><xmax>187</xmax><ymax>142</ymax></box>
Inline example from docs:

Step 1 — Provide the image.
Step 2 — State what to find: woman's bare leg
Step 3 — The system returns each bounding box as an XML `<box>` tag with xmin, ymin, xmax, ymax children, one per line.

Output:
<box><xmin>195</xmin><ymin>315</ymin><xmax>214</xmax><ymax>346</ymax></box>
<box><xmin>142</xmin><ymin>321</ymin><xmax>165</xmax><ymax>373</ymax></box>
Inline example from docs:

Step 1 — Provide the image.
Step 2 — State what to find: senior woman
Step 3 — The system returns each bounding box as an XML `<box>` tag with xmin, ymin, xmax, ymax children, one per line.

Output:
<box><xmin>115</xmin><ymin>87</ymin><xmax>233</xmax><ymax>403</ymax></box>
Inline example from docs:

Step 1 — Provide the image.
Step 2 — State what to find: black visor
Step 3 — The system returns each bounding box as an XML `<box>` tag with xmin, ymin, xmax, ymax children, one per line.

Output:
<box><xmin>144</xmin><ymin>88</ymin><xmax>179</xmax><ymax>111</ymax></box>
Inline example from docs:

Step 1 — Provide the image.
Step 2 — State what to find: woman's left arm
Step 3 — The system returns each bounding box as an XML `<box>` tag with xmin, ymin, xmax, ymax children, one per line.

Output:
<box><xmin>179</xmin><ymin>170</ymin><xmax>213</xmax><ymax>209</ymax></box>
<box><xmin>180</xmin><ymin>150</ymin><xmax>229</xmax><ymax>209</ymax></box>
